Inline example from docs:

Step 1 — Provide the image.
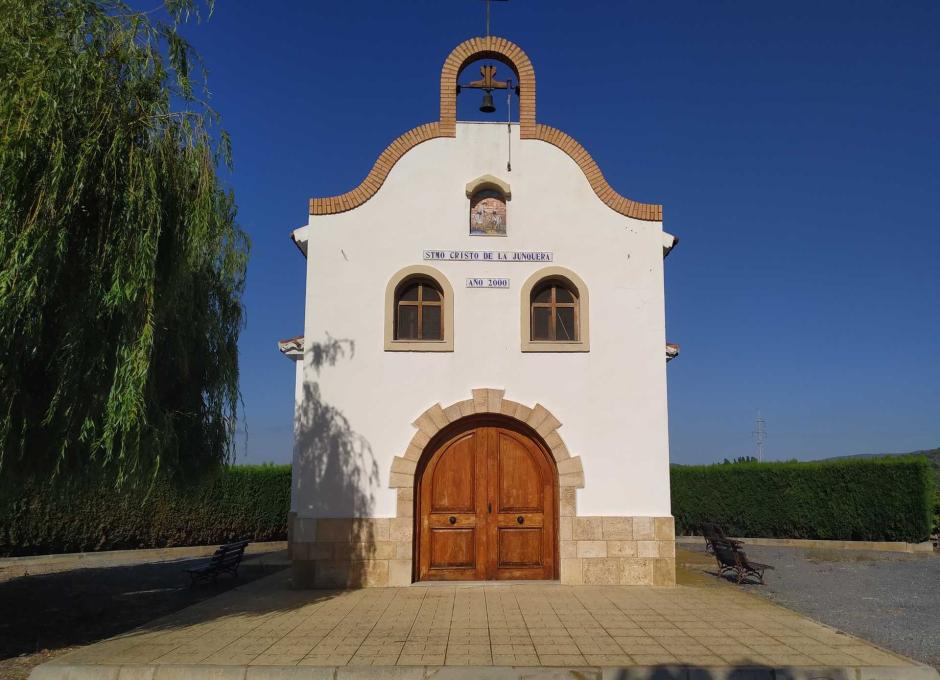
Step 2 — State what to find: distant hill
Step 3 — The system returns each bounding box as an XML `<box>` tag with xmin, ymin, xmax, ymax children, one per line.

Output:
<box><xmin>821</xmin><ymin>449</ymin><xmax>940</xmax><ymax>467</ymax></box>
<box><xmin>819</xmin><ymin>448</ymin><xmax>940</xmax><ymax>480</ymax></box>
<box><xmin>673</xmin><ymin>448</ymin><xmax>940</xmax><ymax>476</ymax></box>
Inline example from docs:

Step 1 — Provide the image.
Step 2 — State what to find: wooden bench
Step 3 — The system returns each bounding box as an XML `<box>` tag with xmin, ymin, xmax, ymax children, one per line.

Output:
<box><xmin>712</xmin><ymin>540</ymin><xmax>773</xmax><ymax>584</ymax></box>
<box><xmin>701</xmin><ymin>522</ymin><xmax>744</xmax><ymax>554</ymax></box>
<box><xmin>186</xmin><ymin>540</ymin><xmax>249</xmax><ymax>585</ymax></box>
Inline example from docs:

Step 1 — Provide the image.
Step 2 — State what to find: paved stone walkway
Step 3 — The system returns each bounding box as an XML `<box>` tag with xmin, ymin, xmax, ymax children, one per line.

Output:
<box><xmin>0</xmin><ymin>542</ymin><xmax>288</xmax><ymax>581</ymax></box>
<box><xmin>33</xmin><ymin>567</ymin><xmax>927</xmax><ymax>678</ymax></box>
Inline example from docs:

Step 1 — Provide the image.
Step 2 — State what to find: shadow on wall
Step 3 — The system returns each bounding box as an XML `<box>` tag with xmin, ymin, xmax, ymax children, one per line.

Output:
<box><xmin>292</xmin><ymin>336</ymin><xmax>382</xmax><ymax>587</ymax></box>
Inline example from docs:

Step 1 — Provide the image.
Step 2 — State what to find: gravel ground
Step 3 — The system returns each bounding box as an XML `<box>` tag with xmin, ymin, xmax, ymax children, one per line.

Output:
<box><xmin>684</xmin><ymin>543</ymin><xmax>940</xmax><ymax>669</ymax></box>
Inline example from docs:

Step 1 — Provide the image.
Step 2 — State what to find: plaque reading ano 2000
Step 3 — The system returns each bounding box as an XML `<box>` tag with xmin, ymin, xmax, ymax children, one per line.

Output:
<box><xmin>466</xmin><ymin>278</ymin><xmax>510</xmax><ymax>289</ymax></box>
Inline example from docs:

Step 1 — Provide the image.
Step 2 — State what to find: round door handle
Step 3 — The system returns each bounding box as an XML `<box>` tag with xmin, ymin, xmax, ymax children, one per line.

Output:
<box><xmin>516</xmin><ymin>516</ymin><xmax>525</xmax><ymax>524</ymax></box>
<box><xmin>448</xmin><ymin>516</ymin><xmax>457</xmax><ymax>525</ymax></box>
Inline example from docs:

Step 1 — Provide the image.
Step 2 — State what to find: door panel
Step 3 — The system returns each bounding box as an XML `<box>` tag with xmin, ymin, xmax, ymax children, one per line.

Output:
<box><xmin>497</xmin><ymin>527</ymin><xmax>543</xmax><ymax>567</ymax></box>
<box><xmin>430</xmin><ymin>434</ymin><xmax>476</xmax><ymax>512</ymax></box>
<box><xmin>495</xmin><ymin>432</ymin><xmax>543</xmax><ymax>512</ymax></box>
<box><xmin>489</xmin><ymin>428</ymin><xmax>555</xmax><ymax>579</ymax></box>
<box><xmin>419</xmin><ymin>430</ymin><xmax>486</xmax><ymax>580</ymax></box>
<box><xmin>417</xmin><ymin>420</ymin><xmax>556</xmax><ymax>581</ymax></box>
<box><xmin>430</xmin><ymin>528</ymin><xmax>475</xmax><ymax>568</ymax></box>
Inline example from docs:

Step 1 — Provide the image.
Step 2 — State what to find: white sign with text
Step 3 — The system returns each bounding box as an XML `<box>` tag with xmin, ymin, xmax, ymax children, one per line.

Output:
<box><xmin>423</xmin><ymin>250</ymin><xmax>553</xmax><ymax>263</ymax></box>
<box><xmin>466</xmin><ymin>278</ymin><xmax>510</xmax><ymax>289</ymax></box>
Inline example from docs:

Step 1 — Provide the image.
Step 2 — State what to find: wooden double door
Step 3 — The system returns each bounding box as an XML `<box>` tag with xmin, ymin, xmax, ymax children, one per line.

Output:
<box><xmin>416</xmin><ymin>419</ymin><xmax>557</xmax><ymax>581</ymax></box>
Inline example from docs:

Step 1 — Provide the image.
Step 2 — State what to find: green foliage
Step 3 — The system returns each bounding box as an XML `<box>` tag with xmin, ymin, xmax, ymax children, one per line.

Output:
<box><xmin>0</xmin><ymin>0</ymin><xmax>248</xmax><ymax>486</ymax></box>
<box><xmin>933</xmin><ymin>490</ymin><xmax>940</xmax><ymax>537</ymax></box>
<box><xmin>0</xmin><ymin>465</ymin><xmax>289</xmax><ymax>556</ymax></box>
<box><xmin>672</xmin><ymin>456</ymin><xmax>935</xmax><ymax>542</ymax></box>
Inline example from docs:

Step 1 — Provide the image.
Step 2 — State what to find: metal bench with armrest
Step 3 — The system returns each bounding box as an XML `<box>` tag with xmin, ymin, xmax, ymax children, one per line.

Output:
<box><xmin>186</xmin><ymin>540</ymin><xmax>249</xmax><ymax>585</ymax></box>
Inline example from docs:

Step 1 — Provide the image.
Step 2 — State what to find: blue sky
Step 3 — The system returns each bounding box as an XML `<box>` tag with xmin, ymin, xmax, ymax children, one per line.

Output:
<box><xmin>175</xmin><ymin>1</ymin><xmax>940</xmax><ymax>465</ymax></box>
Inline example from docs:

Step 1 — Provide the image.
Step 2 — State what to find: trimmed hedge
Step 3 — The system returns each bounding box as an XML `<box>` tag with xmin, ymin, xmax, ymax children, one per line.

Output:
<box><xmin>3</xmin><ymin>456</ymin><xmax>934</xmax><ymax>556</ymax></box>
<box><xmin>0</xmin><ymin>464</ymin><xmax>291</xmax><ymax>557</ymax></box>
<box><xmin>671</xmin><ymin>456</ymin><xmax>935</xmax><ymax>542</ymax></box>
<box><xmin>934</xmin><ymin>490</ymin><xmax>940</xmax><ymax>536</ymax></box>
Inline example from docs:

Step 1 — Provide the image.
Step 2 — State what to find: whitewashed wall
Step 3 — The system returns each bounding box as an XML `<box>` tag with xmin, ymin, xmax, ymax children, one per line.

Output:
<box><xmin>293</xmin><ymin>122</ymin><xmax>671</xmax><ymax>519</ymax></box>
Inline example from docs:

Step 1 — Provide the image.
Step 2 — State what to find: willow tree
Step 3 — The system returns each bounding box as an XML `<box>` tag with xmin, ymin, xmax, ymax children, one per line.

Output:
<box><xmin>0</xmin><ymin>0</ymin><xmax>249</xmax><ymax>487</ymax></box>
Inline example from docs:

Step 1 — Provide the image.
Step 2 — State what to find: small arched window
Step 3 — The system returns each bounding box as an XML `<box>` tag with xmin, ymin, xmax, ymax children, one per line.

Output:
<box><xmin>385</xmin><ymin>265</ymin><xmax>452</xmax><ymax>351</ymax></box>
<box><xmin>530</xmin><ymin>280</ymin><xmax>579</xmax><ymax>342</ymax></box>
<box><xmin>520</xmin><ymin>267</ymin><xmax>590</xmax><ymax>352</ymax></box>
<box><xmin>395</xmin><ymin>277</ymin><xmax>443</xmax><ymax>341</ymax></box>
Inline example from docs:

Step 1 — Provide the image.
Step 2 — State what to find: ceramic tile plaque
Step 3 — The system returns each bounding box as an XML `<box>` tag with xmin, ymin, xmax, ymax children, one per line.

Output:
<box><xmin>469</xmin><ymin>190</ymin><xmax>507</xmax><ymax>235</ymax></box>
<box><xmin>423</xmin><ymin>250</ymin><xmax>552</xmax><ymax>262</ymax></box>
<box><xmin>466</xmin><ymin>277</ymin><xmax>510</xmax><ymax>289</ymax></box>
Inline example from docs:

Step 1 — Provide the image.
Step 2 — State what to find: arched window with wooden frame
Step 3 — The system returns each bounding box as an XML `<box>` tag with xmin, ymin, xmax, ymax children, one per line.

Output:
<box><xmin>520</xmin><ymin>267</ymin><xmax>590</xmax><ymax>352</ymax></box>
<box><xmin>385</xmin><ymin>265</ymin><xmax>454</xmax><ymax>351</ymax></box>
<box><xmin>530</xmin><ymin>279</ymin><xmax>578</xmax><ymax>342</ymax></box>
<box><xmin>395</xmin><ymin>277</ymin><xmax>443</xmax><ymax>341</ymax></box>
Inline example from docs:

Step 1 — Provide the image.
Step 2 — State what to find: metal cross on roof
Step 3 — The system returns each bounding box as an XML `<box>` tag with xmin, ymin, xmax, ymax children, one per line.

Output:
<box><xmin>465</xmin><ymin>65</ymin><xmax>510</xmax><ymax>92</ymax></box>
<box><xmin>482</xmin><ymin>0</ymin><xmax>508</xmax><ymax>38</ymax></box>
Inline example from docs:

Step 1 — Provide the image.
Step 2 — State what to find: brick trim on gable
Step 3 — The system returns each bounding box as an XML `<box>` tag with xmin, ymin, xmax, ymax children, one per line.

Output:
<box><xmin>439</xmin><ymin>36</ymin><xmax>537</xmax><ymax>138</ymax></box>
<box><xmin>308</xmin><ymin>122</ymin><xmax>443</xmax><ymax>216</ymax></box>
<box><xmin>308</xmin><ymin>37</ymin><xmax>662</xmax><ymax>222</ymax></box>
<box><xmin>533</xmin><ymin>124</ymin><xmax>663</xmax><ymax>222</ymax></box>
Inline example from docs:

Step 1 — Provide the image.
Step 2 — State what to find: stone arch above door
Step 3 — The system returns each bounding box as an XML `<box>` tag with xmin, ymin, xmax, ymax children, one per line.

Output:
<box><xmin>386</xmin><ymin>389</ymin><xmax>583</xmax><ymax>585</ymax></box>
<box><xmin>389</xmin><ymin>389</ymin><xmax>584</xmax><ymax>493</ymax></box>
<box><xmin>415</xmin><ymin>414</ymin><xmax>558</xmax><ymax>581</ymax></box>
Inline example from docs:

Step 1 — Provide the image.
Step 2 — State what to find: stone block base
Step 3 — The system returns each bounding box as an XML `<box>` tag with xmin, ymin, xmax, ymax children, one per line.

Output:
<box><xmin>289</xmin><ymin>516</ymin><xmax>413</xmax><ymax>588</ymax></box>
<box><xmin>292</xmin><ymin>557</ymin><xmax>413</xmax><ymax>588</ymax></box>
<box><xmin>559</xmin><ymin>516</ymin><xmax>676</xmax><ymax>586</ymax></box>
<box><xmin>289</xmin><ymin>514</ymin><xmax>675</xmax><ymax>588</ymax></box>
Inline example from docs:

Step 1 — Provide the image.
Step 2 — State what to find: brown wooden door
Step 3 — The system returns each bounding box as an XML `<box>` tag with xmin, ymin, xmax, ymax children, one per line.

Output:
<box><xmin>417</xmin><ymin>421</ymin><xmax>556</xmax><ymax>581</ymax></box>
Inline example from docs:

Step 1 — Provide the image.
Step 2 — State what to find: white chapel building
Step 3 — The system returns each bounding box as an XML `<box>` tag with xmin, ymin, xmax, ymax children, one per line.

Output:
<box><xmin>280</xmin><ymin>36</ymin><xmax>680</xmax><ymax>587</ymax></box>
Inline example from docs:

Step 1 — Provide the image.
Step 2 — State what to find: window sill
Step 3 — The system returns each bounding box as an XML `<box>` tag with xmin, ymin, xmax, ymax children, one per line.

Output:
<box><xmin>521</xmin><ymin>340</ymin><xmax>590</xmax><ymax>353</ymax></box>
<box><xmin>385</xmin><ymin>339</ymin><xmax>454</xmax><ymax>352</ymax></box>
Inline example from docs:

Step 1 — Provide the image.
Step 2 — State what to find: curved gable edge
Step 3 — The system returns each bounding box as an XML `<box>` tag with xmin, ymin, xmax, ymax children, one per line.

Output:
<box><xmin>308</xmin><ymin>122</ymin><xmax>443</xmax><ymax>216</ymax></box>
<box><xmin>533</xmin><ymin>125</ymin><xmax>662</xmax><ymax>222</ymax></box>
<box><xmin>308</xmin><ymin>122</ymin><xmax>662</xmax><ymax>222</ymax></box>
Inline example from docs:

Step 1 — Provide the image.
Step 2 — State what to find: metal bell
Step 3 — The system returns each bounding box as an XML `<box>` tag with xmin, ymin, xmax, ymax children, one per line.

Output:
<box><xmin>479</xmin><ymin>91</ymin><xmax>495</xmax><ymax>113</ymax></box>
